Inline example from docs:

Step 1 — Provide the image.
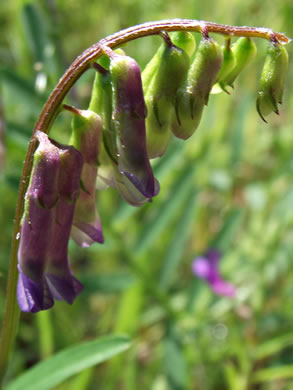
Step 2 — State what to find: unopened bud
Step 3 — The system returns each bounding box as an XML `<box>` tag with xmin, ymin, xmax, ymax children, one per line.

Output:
<box><xmin>219</xmin><ymin>37</ymin><xmax>256</xmax><ymax>90</ymax></box>
<box><xmin>142</xmin><ymin>32</ymin><xmax>196</xmax><ymax>94</ymax></box>
<box><xmin>170</xmin><ymin>31</ymin><xmax>196</xmax><ymax>58</ymax></box>
<box><xmin>256</xmin><ymin>39</ymin><xmax>288</xmax><ymax>122</ymax></box>
<box><xmin>171</xmin><ymin>36</ymin><xmax>223</xmax><ymax>139</ymax></box>
<box><xmin>212</xmin><ymin>38</ymin><xmax>236</xmax><ymax>93</ymax></box>
<box><xmin>145</xmin><ymin>34</ymin><xmax>191</xmax><ymax>157</ymax></box>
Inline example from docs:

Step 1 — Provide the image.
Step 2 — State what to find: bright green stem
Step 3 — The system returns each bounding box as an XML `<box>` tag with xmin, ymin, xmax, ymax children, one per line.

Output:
<box><xmin>0</xmin><ymin>19</ymin><xmax>290</xmax><ymax>387</ymax></box>
<box><xmin>36</xmin><ymin>310</ymin><xmax>54</xmax><ymax>359</ymax></box>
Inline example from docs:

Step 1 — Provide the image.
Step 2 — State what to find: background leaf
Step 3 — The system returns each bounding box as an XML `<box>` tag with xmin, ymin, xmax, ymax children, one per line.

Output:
<box><xmin>6</xmin><ymin>335</ymin><xmax>131</xmax><ymax>390</ymax></box>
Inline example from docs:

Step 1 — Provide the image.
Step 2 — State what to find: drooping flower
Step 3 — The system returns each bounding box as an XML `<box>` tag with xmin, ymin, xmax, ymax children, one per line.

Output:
<box><xmin>69</xmin><ymin>108</ymin><xmax>104</xmax><ymax>247</ymax></box>
<box><xmin>192</xmin><ymin>249</ymin><xmax>236</xmax><ymax>298</ymax></box>
<box><xmin>45</xmin><ymin>143</ymin><xmax>84</xmax><ymax>304</ymax></box>
<box><xmin>17</xmin><ymin>132</ymin><xmax>84</xmax><ymax>312</ymax></box>
<box><xmin>108</xmin><ymin>49</ymin><xmax>160</xmax><ymax>200</ymax></box>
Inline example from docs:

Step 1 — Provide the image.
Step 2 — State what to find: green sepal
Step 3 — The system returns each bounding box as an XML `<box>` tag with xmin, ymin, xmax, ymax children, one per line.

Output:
<box><xmin>171</xmin><ymin>88</ymin><xmax>204</xmax><ymax>140</ymax></box>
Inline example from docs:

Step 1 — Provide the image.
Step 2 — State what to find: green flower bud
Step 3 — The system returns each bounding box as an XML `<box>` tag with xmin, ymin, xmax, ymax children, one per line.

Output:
<box><xmin>145</xmin><ymin>37</ymin><xmax>191</xmax><ymax>158</ymax></box>
<box><xmin>89</xmin><ymin>49</ymin><xmax>126</xmax><ymax>161</ymax></box>
<box><xmin>142</xmin><ymin>46</ymin><xmax>164</xmax><ymax>94</ymax></box>
<box><xmin>170</xmin><ymin>31</ymin><xmax>196</xmax><ymax>58</ymax></box>
<box><xmin>219</xmin><ymin>37</ymin><xmax>256</xmax><ymax>90</ymax></box>
<box><xmin>216</xmin><ymin>40</ymin><xmax>235</xmax><ymax>83</ymax></box>
<box><xmin>171</xmin><ymin>36</ymin><xmax>223</xmax><ymax>140</ymax></box>
<box><xmin>171</xmin><ymin>88</ymin><xmax>205</xmax><ymax>140</ymax></box>
<box><xmin>142</xmin><ymin>32</ymin><xmax>196</xmax><ymax>94</ymax></box>
<box><xmin>211</xmin><ymin>38</ymin><xmax>236</xmax><ymax>93</ymax></box>
<box><xmin>256</xmin><ymin>40</ymin><xmax>288</xmax><ymax>122</ymax></box>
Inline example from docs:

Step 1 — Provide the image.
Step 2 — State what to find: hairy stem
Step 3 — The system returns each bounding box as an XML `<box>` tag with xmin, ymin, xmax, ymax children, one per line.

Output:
<box><xmin>0</xmin><ymin>18</ymin><xmax>290</xmax><ymax>386</ymax></box>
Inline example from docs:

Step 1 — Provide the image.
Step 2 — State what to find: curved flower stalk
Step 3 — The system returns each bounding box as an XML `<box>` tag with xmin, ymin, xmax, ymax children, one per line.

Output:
<box><xmin>17</xmin><ymin>132</ymin><xmax>83</xmax><ymax>312</ymax></box>
<box><xmin>192</xmin><ymin>249</ymin><xmax>236</xmax><ymax>298</ymax></box>
<box><xmin>69</xmin><ymin>108</ymin><xmax>104</xmax><ymax>247</ymax></box>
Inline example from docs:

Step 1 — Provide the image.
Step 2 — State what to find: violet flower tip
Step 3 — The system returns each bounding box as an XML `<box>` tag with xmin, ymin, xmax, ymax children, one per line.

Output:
<box><xmin>17</xmin><ymin>269</ymin><xmax>54</xmax><ymax>313</ymax></box>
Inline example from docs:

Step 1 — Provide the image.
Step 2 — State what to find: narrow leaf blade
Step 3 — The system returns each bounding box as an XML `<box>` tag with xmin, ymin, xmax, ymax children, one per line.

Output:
<box><xmin>6</xmin><ymin>335</ymin><xmax>131</xmax><ymax>390</ymax></box>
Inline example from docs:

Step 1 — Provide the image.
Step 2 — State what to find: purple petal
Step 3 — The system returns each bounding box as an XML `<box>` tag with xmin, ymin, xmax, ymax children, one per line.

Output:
<box><xmin>191</xmin><ymin>257</ymin><xmax>211</xmax><ymax>279</ymax></box>
<box><xmin>72</xmin><ymin>220</ymin><xmax>104</xmax><ymax>247</ymax></box>
<box><xmin>192</xmin><ymin>250</ymin><xmax>236</xmax><ymax>298</ymax></box>
<box><xmin>205</xmin><ymin>249</ymin><xmax>221</xmax><ymax>265</ymax></box>
<box><xmin>17</xmin><ymin>267</ymin><xmax>54</xmax><ymax>313</ymax></box>
<box><xmin>121</xmin><ymin>170</ymin><xmax>160</xmax><ymax>199</ymax></box>
<box><xmin>109</xmin><ymin>53</ymin><xmax>159</xmax><ymax>202</ymax></box>
<box><xmin>211</xmin><ymin>280</ymin><xmax>236</xmax><ymax>298</ymax></box>
<box><xmin>71</xmin><ymin>163</ymin><xmax>104</xmax><ymax>247</ymax></box>
<box><xmin>45</xmin><ymin>269</ymin><xmax>83</xmax><ymax>304</ymax></box>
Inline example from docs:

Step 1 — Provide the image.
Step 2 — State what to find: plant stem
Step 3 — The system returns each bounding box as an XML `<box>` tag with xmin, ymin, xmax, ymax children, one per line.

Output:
<box><xmin>0</xmin><ymin>18</ymin><xmax>290</xmax><ymax>386</ymax></box>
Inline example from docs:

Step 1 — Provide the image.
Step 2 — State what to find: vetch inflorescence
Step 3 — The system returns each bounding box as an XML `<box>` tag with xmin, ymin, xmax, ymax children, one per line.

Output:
<box><xmin>4</xmin><ymin>20</ymin><xmax>291</xmax><ymax>313</ymax></box>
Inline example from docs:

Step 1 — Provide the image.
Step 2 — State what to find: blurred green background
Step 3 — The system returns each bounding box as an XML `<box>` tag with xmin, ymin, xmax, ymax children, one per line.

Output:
<box><xmin>1</xmin><ymin>0</ymin><xmax>293</xmax><ymax>389</ymax></box>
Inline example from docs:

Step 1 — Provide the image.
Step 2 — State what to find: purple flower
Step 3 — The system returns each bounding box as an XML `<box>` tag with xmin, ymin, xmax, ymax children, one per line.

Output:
<box><xmin>97</xmin><ymin>143</ymin><xmax>157</xmax><ymax>207</ymax></box>
<box><xmin>192</xmin><ymin>249</ymin><xmax>236</xmax><ymax>298</ymax></box>
<box><xmin>45</xmin><ymin>144</ymin><xmax>84</xmax><ymax>304</ymax></box>
<box><xmin>70</xmin><ymin>109</ymin><xmax>104</xmax><ymax>247</ymax></box>
<box><xmin>109</xmin><ymin>51</ymin><xmax>160</xmax><ymax>201</ymax></box>
<box><xmin>17</xmin><ymin>132</ymin><xmax>84</xmax><ymax>312</ymax></box>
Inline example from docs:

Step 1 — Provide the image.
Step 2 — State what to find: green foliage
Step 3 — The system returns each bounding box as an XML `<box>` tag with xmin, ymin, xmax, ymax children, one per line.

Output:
<box><xmin>6</xmin><ymin>335</ymin><xmax>130</xmax><ymax>390</ymax></box>
<box><xmin>1</xmin><ymin>0</ymin><xmax>293</xmax><ymax>389</ymax></box>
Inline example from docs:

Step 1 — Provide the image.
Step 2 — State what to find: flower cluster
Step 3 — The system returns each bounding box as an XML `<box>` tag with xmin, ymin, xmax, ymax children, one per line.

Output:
<box><xmin>17</xmin><ymin>132</ymin><xmax>84</xmax><ymax>312</ymax></box>
<box><xmin>17</xmin><ymin>31</ymin><xmax>288</xmax><ymax>312</ymax></box>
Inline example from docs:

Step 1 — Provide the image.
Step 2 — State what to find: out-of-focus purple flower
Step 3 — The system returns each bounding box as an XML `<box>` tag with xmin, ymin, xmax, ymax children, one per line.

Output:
<box><xmin>17</xmin><ymin>132</ymin><xmax>84</xmax><ymax>312</ymax></box>
<box><xmin>192</xmin><ymin>249</ymin><xmax>236</xmax><ymax>298</ymax></box>
<box><xmin>69</xmin><ymin>109</ymin><xmax>104</xmax><ymax>247</ymax></box>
